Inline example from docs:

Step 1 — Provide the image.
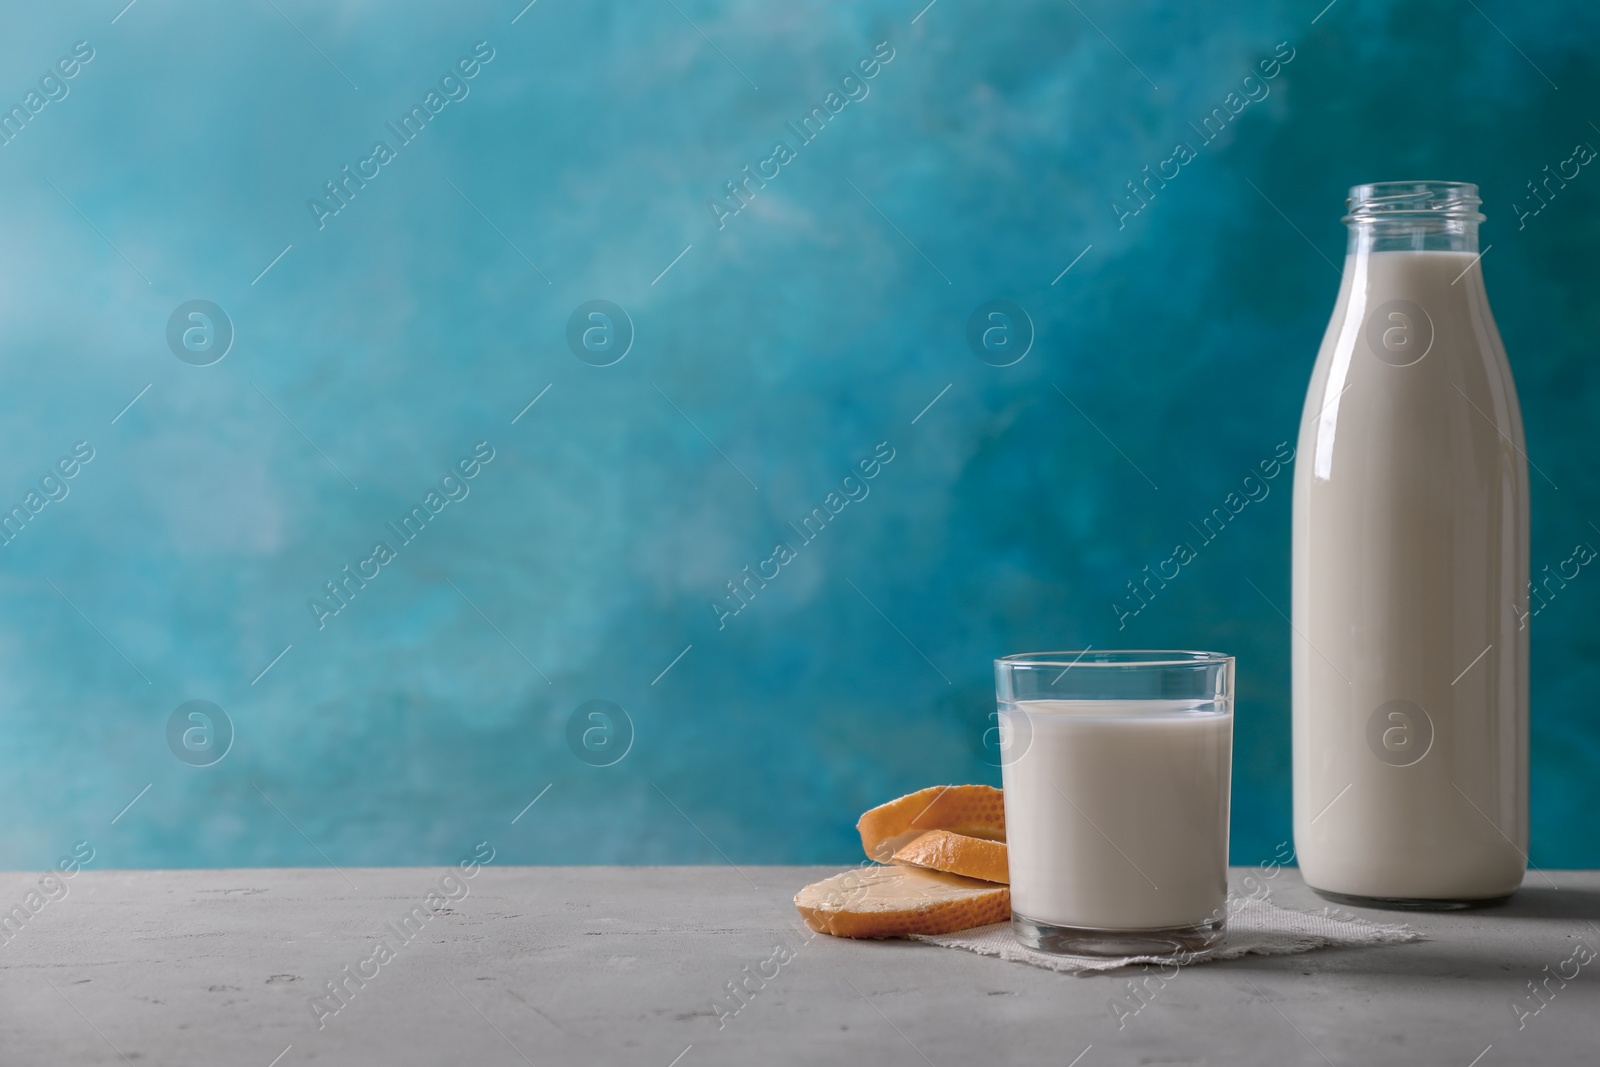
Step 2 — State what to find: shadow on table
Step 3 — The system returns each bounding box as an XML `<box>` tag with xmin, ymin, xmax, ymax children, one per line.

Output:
<box><xmin>1294</xmin><ymin>881</ymin><xmax>1600</xmax><ymax>923</ymax></box>
<box><xmin>1207</xmin><ymin>887</ymin><xmax>1598</xmax><ymax>982</ymax></box>
<box><xmin>1214</xmin><ymin>938</ymin><xmax>1543</xmax><ymax>982</ymax></box>
<box><xmin>1487</xmin><ymin>883</ymin><xmax>1600</xmax><ymax>923</ymax></box>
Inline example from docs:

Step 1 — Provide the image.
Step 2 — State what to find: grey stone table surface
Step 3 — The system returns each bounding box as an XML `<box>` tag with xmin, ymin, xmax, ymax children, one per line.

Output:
<box><xmin>1</xmin><ymin>864</ymin><xmax>1597</xmax><ymax>1066</ymax></box>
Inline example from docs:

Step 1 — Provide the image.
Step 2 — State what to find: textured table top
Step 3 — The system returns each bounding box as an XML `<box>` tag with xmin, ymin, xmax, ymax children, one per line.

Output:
<box><xmin>1</xmin><ymin>864</ymin><xmax>1596</xmax><ymax>1066</ymax></box>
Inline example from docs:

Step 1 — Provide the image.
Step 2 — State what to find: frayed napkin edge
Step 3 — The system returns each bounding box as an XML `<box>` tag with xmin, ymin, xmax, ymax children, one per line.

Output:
<box><xmin>909</xmin><ymin>904</ymin><xmax>1427</xmax><ymax>975</ymax></box>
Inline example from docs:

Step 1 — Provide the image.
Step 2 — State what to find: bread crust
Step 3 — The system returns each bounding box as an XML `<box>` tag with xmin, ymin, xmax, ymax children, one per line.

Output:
<box><xmin>856</xmin><ymin>785</ymin><xmax>1006</xmax><ymax>862</ymax></box>
<box><xmin>892</xmin><ymin>829</ymin><xmax>1010</xmax><ymax>884</ymax></box>
<box><xmin>794</xmin><ymin>865</ymin><xmax>1010</xmax><ymax>938</ymax></box>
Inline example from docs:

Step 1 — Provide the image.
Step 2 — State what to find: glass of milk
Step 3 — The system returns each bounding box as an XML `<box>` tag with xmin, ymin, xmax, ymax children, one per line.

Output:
<box><xmin>997</xmin><ymin>650</ymin><xmax>1233</xmax><ymax>957</ymax></box>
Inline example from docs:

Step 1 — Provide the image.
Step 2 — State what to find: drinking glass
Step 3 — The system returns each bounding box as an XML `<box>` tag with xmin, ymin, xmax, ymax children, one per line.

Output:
<box><xmin>996</xmin><ymin>650</ymin><xmax>1234</xmax><ymax>957</ymax></box>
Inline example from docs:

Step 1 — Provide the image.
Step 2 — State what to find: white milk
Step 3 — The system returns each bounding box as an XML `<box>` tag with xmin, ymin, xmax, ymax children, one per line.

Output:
<box><xmin>1292</xmin><ymin>248</ymin><xmax>1529</xmax><ymax>902</ymax></box>
<box><xmin>1000</xmin><ymin>699</ymin><xmax>1231</xmax><ymax>930</ymax></box>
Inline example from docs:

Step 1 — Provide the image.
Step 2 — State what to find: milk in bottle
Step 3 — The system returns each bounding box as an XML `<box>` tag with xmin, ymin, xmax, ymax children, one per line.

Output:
<box><xmin>1292</xmin><ymin>181</ymin><xmax>1528</xmax><ymax>906</ymax></box>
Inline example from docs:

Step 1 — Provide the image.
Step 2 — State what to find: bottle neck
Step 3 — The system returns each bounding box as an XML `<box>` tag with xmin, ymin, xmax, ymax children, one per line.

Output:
<box><xmin>1347</xmin><ymin>218</ymin><xmax>1480</xmax><ymax>256</ymax></box>
<box><xmin>1343</xmin><ymin>181</ymin><xmax>1484</xmax><ymax>255</ymax></box>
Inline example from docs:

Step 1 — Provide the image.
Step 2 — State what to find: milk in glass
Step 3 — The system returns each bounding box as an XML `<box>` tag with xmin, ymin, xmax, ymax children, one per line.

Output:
<box><xmin>1001</xmin><ymin>699</ymin><xmax>1232</xmax><ymax>930</ymax></box>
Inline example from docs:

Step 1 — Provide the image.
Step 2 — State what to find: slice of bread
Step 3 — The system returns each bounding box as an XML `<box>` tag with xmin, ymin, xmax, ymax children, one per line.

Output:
<box><xmin>892</xmin><ymin>829</ymin><xmax>1010</xmax><ymax>885</ymax></box>
<box><xmin>795</xmin><ymin>865</ymin><xmax>1010</xmax><ymax>938</ymax></box>
<box><xmin>857</xmin><ymin>784</ymin><xmax>1006</xmax><ymax>862</ymax></box>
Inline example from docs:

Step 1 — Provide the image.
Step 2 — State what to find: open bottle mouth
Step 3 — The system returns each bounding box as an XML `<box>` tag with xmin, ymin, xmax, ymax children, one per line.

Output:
<box><xmin>1344</xmin><ymin>181</ymin><xmax>1484</xmax><ymax>224</ymax></box>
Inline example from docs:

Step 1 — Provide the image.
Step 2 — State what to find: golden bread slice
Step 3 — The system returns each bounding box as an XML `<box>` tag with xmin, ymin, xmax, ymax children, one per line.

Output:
<box><xmin>892</xmin><ymin>829</ymin><xmax>1009</xmax><ymax>884</ymax></box>
<box><xmin>857</xmin><ymin>784</ymin><xmax>1006</xmax><ymax>862</ymax></box>
<box><xmin>795</xmin><ymin>865</ymin><xmax>1010</xmax><ymax>938</ymax></box>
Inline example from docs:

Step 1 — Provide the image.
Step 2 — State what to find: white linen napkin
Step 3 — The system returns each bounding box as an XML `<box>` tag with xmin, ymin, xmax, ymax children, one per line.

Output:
<box><xmin>912</xmin><ymin>893</ymin><xmax>1424</xmax><ymax>974</ymax></box>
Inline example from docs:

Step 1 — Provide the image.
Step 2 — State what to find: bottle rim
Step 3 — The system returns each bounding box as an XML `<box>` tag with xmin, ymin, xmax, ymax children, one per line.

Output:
<box><xmin>1344</xmin><ymin>180</ymin><xmax>1484</xmax><ymax>224</ymax></box>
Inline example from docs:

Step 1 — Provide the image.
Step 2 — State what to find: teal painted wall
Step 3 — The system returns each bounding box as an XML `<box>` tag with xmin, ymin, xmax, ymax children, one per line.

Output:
<box><xmin>0</xmin><ymin>0</ymin><xmax>1594</xmax><ymax>870</ymax></box>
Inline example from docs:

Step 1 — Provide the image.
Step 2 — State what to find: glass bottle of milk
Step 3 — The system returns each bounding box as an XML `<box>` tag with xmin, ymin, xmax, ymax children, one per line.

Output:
<box><xmin>1291</xmin><ymin>181</ymin><xmax>1528</xmax><ymax>907</ymax></box>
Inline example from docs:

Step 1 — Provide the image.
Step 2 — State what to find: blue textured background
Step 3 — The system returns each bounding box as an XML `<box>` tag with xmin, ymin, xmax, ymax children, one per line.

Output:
<box><xmin>0</xmin><ymin>0</ymin><xmax>1595</xmax><ymax>871</ymax></box>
